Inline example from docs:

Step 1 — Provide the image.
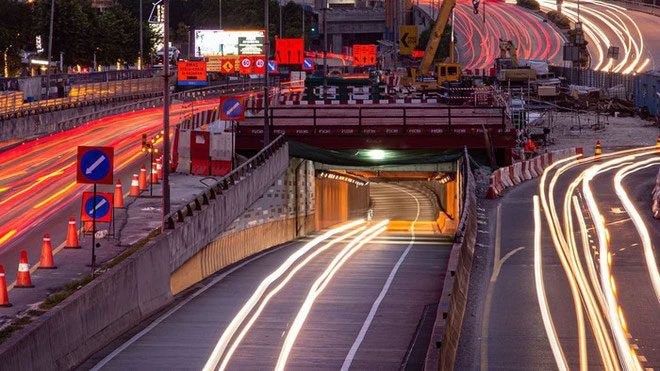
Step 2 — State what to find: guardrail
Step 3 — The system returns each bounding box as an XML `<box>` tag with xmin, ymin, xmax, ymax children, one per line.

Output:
<box><xmin>164</xmin><ymin>134</ymin><xmax>287</xmax><ymax>230</ymax></box>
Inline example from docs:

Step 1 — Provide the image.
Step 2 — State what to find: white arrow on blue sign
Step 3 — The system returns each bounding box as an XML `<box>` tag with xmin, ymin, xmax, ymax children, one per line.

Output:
<box><xmin>80</xmin><ymin>149</ymin><xmax>111</xmax><ymax>182</ymax></box>
<box><xmin>85</xmin><ymin>194</ymin><xmax>111</xmax><ymax>220</ymax></box>
<box><xmin>222</xmin><ymin>98</ymin><xmax>244</xmax><ymax>120</ymax></box>
<box><xmin>268</xmin><ymin>60</ymin><xmax>277</xmax><ymax>73</ymax></box>
<box><xmin>303</xmin><ymin>58</ymin><xmax>313</xmax><ymax>69</ymax></box>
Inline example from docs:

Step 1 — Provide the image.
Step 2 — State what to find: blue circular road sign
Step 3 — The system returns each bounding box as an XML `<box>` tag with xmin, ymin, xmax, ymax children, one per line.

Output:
<box><xmin>85</xmin><ymin>194</ymin><xmax>111</xmax><ymax>220</ymax></box>
<box><xmin>80</xmin><ymin>149</ymin><xmax>111</xmax><ymax>182</ymax></box>
<box><xmin>222</xmin><ymin>98</ymin><xmax>244</xmax><ymax>120</ymax></box>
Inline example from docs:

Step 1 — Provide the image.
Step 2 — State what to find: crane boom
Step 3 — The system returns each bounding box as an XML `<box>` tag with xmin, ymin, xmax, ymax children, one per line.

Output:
<box><xmin>419</xmin><ymin>0</ymin><xmax>456</xmax><ymax>75</ymax></box>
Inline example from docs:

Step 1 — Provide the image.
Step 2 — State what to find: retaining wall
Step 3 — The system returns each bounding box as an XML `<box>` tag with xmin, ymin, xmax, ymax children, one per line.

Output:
<box><xmin>315</xmin><ymin>177</ymin><xmax>370</xmax><ymax>229</ymax></box>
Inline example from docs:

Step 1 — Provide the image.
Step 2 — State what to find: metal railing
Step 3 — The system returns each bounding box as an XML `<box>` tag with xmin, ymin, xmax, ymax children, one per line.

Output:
<box><xmin>242</xmin><ymin>106</ymin><xmax>509</xmax><ymax>131</ymax></box>
<box><xmin>164</xmin><ymin>135</ymin><xmax>287</xmax><ymax>229</ymax></box>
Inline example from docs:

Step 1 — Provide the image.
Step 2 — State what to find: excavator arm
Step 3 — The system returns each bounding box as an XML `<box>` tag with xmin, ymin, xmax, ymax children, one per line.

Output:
<box><xmin>419</xmin><ymin>0</ymin><xmax>456</xmax><ymax>75</ymax></box>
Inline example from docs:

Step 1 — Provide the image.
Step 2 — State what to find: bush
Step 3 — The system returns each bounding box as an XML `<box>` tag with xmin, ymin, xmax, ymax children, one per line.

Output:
<box><xmin>547</xmin><ymin>10</ymin><xmax>571</xmax><ymax>29</ymax></box>
<box><xmin>517</xmin><ymin>0</ymin><xmax>540</xmax><ymax>10</ymax></box>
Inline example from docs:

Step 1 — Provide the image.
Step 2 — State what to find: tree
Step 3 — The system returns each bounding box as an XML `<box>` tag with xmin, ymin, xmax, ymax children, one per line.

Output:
<box><xmin>0</xmin><ymin>0</ymin><xmax>34</xmax><ymax>76</ymax></box>
<box><xmin>95</xmin><ymin>5</ymin><xmax>142</xmax><ymax>65</ymax></box>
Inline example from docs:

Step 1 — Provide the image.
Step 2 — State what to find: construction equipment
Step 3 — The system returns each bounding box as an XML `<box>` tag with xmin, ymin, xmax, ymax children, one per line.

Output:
<box><xmin>404</xmin><ymin>0</ymin><xmax>462</xmax><ymax>91</ymax></box>
<box><xmin>495</xmin><ymin>39</ymin><xmax>537</xmax><ymax>83</ymax></box>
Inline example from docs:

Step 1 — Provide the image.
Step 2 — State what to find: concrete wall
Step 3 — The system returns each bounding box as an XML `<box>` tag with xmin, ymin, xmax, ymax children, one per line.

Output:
<box><xmin>0</xmin><ymin>141</ymin><xmax>289</xmax><ymax>371</ymax></box>
<box><xmin>171</xmin><ymin>159</ymin><xmax>317</xmax><ymax>294</ymax></box>
<box><xmin>315</xmin><ymin>177</ymin><xmax>370</xmax><ymax>229</ymax></box>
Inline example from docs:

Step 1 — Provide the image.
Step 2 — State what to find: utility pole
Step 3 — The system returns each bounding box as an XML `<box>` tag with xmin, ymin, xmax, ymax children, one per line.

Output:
<box><xmin>219</xmin><ymin>0</ymin><xmax>222</xmax><ymax>29</ymax></box>
<box><xmin>322</xmin><ymin>2</ymin><xmax>328</xmax><ymax>100</ymax></box>
<box><xmin>264</xmin><ymin>0</ymin><xmax>270</xmax><ymax>146</ymax></box>
<box><xmin>46</xmin><ymin>0</ymin><xmax>55</xmax><ymax>99</ymax></box>
<box><xmin>162</xmin><ymin>0</ymin><xmax>171</xmax><ymax>227</ymax></box>
<box><xmin>279</xmin><ymin>1</ymin><xmax>283</xmax><ymax>37</ymax></box>
<box><xmin>302</xmin><ymin>1</ymin><xmax>305</xmax><ymax>48</ymax></box>
<box><xmin>139</xmin><ymin>0</ymin><xmax>143</xmax><ymax>69</ymax></box>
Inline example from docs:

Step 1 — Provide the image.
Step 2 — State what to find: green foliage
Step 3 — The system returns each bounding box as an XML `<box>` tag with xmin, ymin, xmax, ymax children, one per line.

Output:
<box><xmin>416</xmin><ymin>22</ymin><xmax>452</xmax><ymax>61</ymax></box>
<box><xmin>547</xmin><ymin>10</ymin><xmax>571</xmax><ymax>29</ymax></box>
<box><xmin>516</xmin><ymin>0</ymin><xmax>540</xmax><ymax>10</ymax></box>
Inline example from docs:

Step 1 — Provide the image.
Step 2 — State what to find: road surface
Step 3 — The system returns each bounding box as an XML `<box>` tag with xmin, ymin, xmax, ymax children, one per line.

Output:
<box><xmin>87</xmin><ymin>183</ymin><xmax>452</xmax><ymax>370</ymax></box>
<box><xmin>458</xmin><ymin>146</ymin><xmax>659</xmax><ymax>369</ymax></box>
<box><xmin>419</xmin><ymin>0</ymin><xmax>566</xmax><ymax>70</ymax></box>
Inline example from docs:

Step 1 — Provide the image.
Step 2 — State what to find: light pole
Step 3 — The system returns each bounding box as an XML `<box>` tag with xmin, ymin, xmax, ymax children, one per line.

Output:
<box><xmin>301</xmin><ymin>0</ymin><xmax>305</xmax><ymax>47</ymax></box>
<box><xmin>46</xmin><ymin>0</ymin><xmax>55</xmax><ymax>99</ymax></box>
<box><xmin>264</xmin><ymin>0</ymin><xmax>270</xmax><ymax>146</ymax></box>
<box><xmin>219</xmin><ymin>0</ymin><xmax>222</xmax><ymax>29</ymax></box>
<box><xmin>162</xmin><ymin>0</ymin><xmax>171</xmax><ymax>227</ymax></box>
<box><xmin>279</xmin><ymin>0</ymin><xmax>283</xmax><ymax>37</ymax></box>
<box><xmin>322</xmin><ymin>2</ymin><xmax>329</xmax><ymax>100</ymax></box>
<box><xmin>139</xmin><ymin>0</ymin><xmax>143</xmax><ymax>69</ymax></box>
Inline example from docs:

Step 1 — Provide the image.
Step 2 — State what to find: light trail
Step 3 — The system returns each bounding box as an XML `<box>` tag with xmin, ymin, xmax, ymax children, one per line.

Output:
<box><xmin>613</xmin><ymin>159</ymin><xmax>660</xmax><ymax>302</ymax></box>
<box><xmin>275</xmin><ymin>220</ymin><xmax>389</xmax><ymax>371</ymax></box>
<box><xmin>215</xmin><ymin>225</ymin><xmax>367</xmax><ymax>371</ymax></box>
<box><xmin>533</xmin><ymin>195</ymin><xmax>569</xmax><ymax>371</ymax></box>
<box><xmin>202</xmin><ymin>219</ymin><xmax>366</xmax><ymax>371</ymax></box>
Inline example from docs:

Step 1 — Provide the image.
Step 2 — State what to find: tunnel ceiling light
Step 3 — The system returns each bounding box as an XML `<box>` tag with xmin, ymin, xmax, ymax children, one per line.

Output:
<box><xmin>366</xmin><ymin>149</ymin><xmax>386</xmax><ymax>161</ymax></box>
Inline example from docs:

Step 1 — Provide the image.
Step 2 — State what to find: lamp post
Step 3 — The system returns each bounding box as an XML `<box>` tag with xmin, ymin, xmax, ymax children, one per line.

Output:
<box><xmin>322</xmin><ymin>2</ymin><xmax>329</xmax><ymax>100</ymax></box>
<box><xmin>162</xmin><ymin>0</ymin><xmax>171</xmax><ymax>227</ymax></box>
<box><xmin>219</xmin><ymin>0</ymin><xmax>222</xmax><ymax>29</ymax></box>
<box><xmin>46</xmin><ymin>0</ymin><xmax>55</xmax><ymax>99</ymax></box>
<box><xmin>139</xmin><ymin>0</ymin><xmax>143</xmax><ymax>69</ymax></box>
<box><xmin>279</xmin><ymin>0</ymin><xmax>283</xmax><ymax>37</ymax></box>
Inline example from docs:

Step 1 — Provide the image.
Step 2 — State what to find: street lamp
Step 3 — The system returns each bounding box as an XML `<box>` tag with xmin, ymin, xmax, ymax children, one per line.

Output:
<box><xmin>264</xmin><ymin>0</ymin><xmax>270</xmax><ymax>146</ymax></box>
<box><xmin>46</xmin><ymin>0</ymin><xmax>55</xmax><ymax>99</ymax></box>
<box><xmin>162</xmin><ymin>0</ymin><xmax>171</xmax><ymax>227</ymax></box>
<box><xmin>321</xmin><ymin>2</ymin><xmax>329</xmax><ymax>100</ymax></box>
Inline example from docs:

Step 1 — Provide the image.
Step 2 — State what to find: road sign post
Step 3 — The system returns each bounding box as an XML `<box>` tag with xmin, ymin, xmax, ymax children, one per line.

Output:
<box><xmin>77</xmin><ymin>146</ymin><xmax>114</xmax><ymax>272</ymax></box>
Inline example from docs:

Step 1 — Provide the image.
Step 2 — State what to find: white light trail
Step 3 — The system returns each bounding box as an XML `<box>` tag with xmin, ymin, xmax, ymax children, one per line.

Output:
<box><xmin>202</xmin><ymin>219</ymin><xmax>366</xmax><ymax>371</ymax></box>
<box><xmin>275</xmin><ymin>220</ymin><xmax>389</xmax><ymax>371</ymax></box>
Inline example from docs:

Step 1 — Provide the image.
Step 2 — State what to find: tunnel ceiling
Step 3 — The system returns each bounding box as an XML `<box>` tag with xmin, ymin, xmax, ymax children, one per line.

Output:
<box><xmin>289</xmin><ymin>141</ymin><xmax>462</xmax><ymax>167</ymax></box>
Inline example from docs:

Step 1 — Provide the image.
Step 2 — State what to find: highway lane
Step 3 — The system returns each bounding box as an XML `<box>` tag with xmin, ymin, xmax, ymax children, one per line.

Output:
<box><xmin>0</xmin><ymin>99</ymin><xmax>221</xmax><ymax>284</ymax></box>
<box><xmin>88</xmin><ymin>183</ymin><xmax>452</xmax><ymax>370</ymax></box>
<box><xmin>459</xmin><ymin>147</ymin><xmax>659</xmax><ymax>370</ymax></box>
<box><xmin>419</xmin><ymin>0</ymin><xmax>565</xmax><ymax>70</ymax></box>
<box><xmin>538</xmin><ymin>0</ymin><xmax>658</xmax><ymax>73</ymax></box>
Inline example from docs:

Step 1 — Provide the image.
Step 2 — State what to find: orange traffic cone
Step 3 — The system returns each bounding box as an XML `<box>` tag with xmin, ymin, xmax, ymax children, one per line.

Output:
<box><xmin>15</xmin><ymin>250</ymin><xmax>34</xmax><ymax>288</ymax></box>
<box><xmin>65</xmin><ymin>217</ymin><xmax>80</xmax><ymax>249</ymax></box>
<box><xmin>0</xmin><ymin>265</ymin><xmax>11</xmax><ymax>307</ymax></box>
<box><xmin>151</xmin><ymin>162</ymin><xmax>159</xmax><ymax>184</ymax></box>
<box><xmin>139</xmin><ymin>165</ymin><xmax>148</xmax><ymax>190</ymax></box>
<box><xmin>38</xmin><ymin>234</ymin><xmax>56</xmax><ymax>269</ymax></box>
<box><xmin>114</xmin><ymin>179</ymin><xmax>124</xmax><ymax>208</ymax></box>
<box><xmin>156</xmin><ymin>157</ymin><xmax>163</xmax><ymax>179</ymax></box>
<box><xmin>595</xmin><ymin>140</ymin><xmax>602</xmax><ymax>156</ymax></box>
<box><xmin>129</xmin><ymin>174</ymin><xmax>140</xmax><ymax>196</ymax></box>
<box><xmin>83</xmin><ymin>221</ymin><xmax>94</xmax><ymax>234</ymax></box>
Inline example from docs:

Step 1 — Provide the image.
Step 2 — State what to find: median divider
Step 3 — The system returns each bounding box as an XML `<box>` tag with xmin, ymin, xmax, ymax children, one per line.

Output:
<box><xmin>425</xmin><ymin>149</ymin><xmax>477</xmax><ymax>370</ymax></box>
<box><xmin>486</xmin><ymin>147</ymin><xmax>582</xmax><ymax>198</ymax></box>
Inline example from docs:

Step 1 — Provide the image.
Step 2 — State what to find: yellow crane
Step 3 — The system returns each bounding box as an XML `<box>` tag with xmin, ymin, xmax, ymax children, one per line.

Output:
<box><xmin>406</xmin><ymin>0</ymin><xmax>462</xmax><ymax>90</ymax></box>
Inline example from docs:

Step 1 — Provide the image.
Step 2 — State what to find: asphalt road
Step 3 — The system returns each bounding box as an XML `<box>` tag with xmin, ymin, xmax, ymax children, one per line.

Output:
<box><xmin>457</xmin><ymin>148</ymin><xmax>659</xmax><ymax>369</ymax></box>
<box><xmin>85</xmin><ymin>183</ymin><xmax>453</xmax><ymax>370</ymax></box>
<box><xmin>419</xmin><ymin>0</ymin><xmax>565</xmax><ymax>70</ymax></box>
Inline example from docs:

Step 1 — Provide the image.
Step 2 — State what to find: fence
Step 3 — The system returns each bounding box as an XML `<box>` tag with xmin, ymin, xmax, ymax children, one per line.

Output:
<box><xmin>549</xmin><ymin>65</ymin><xmax>637</xmax><ymax>97</ymax></box>
<box><xmin>0</xmin><ymin>69</ymin><xmax>156</xmax><ymax>92</ymax></box>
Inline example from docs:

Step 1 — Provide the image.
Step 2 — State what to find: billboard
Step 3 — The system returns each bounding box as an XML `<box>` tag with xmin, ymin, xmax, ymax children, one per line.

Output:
<box><xmin>177</xmin><ymin>61</ymin><xmax>208</xmax><ymax>86</ymax></box>
<box><xmin>194</xmin><ymin>30</ymin><xmax>265</xmax><ymax>57</ymax></box>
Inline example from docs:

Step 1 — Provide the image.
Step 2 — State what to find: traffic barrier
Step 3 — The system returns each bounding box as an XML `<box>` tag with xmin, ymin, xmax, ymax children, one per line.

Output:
<box><xmin>65</xmin><ymin>217</ymin><xmax>80</xmax><ymax>249</ymax></box>
<box><xmin>38</xmin><ymin>234</ymin><xmax>57</xmax><ymax>269</ymax></box>
<box><xmin>114</xmin><ymin>180</ymin><xmax>124</xmax><ymax>208</ymax></box>
<box><xmin>129</xmin><ymin>174</ymin><xmax>140</xmax><ymax>196</ymax></box>
<box><xmin>15</xmin><ymin>250</ymin><xmax>34</xmax><ymax>288</ymax></box>
<box><xmin>486</xmin><ymin>148</ymin><xmax>582</xmax><ymax>198</ymax></box>
<box><xmin>139</xmin><ymin>165</ymin><xmax>148</xmax><ymax>191</ymax></box>
<box><xmin>0</xmin><ymin>265</ymin><xmax>10</xmax><ymax>307</ymax></box>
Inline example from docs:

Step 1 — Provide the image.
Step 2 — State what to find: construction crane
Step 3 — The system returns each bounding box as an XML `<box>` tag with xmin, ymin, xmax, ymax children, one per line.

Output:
<box><xmin>406</xmin><ymin>0</ymin><xmax>462</xmax><ymax>91</ymax></box>
<box><xmin>495</xmin><ymin>39</ymin><xmax>536</xmax><ymax>82</ymax></box>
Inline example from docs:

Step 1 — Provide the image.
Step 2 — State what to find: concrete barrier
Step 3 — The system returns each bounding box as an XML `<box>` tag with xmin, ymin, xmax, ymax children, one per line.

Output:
<box><xmin>425</xmin><ymin>150</ymin><xmax>478</xmax><ymax>370</ymax></box>
<box><xmin>0</xmin><ymin>138</ymin><xmax>289</xmax><ymax>370</ymax></box>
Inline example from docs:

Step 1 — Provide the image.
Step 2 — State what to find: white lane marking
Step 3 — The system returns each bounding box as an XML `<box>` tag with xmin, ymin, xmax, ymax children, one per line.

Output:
<box><xmin>340</xmin><ymin>184</ymin><xmax>421</xmax><ymax>371</ymax></box>
<box><xmin>90</xmin><ymin>239</ymin><xmax>295</xmax><ymax>370</ymax></box>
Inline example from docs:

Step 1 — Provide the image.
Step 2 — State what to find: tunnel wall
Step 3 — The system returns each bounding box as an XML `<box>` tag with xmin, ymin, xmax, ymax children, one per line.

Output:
<box><xmin>314</xmin><ymin>177</ymin><xmax>370</xmax><ymax>229</ymax></box>
<box><xmin>170</xmin><ymin>159</ymin><xmax>316</xmax><ymax>294</ymax></box>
